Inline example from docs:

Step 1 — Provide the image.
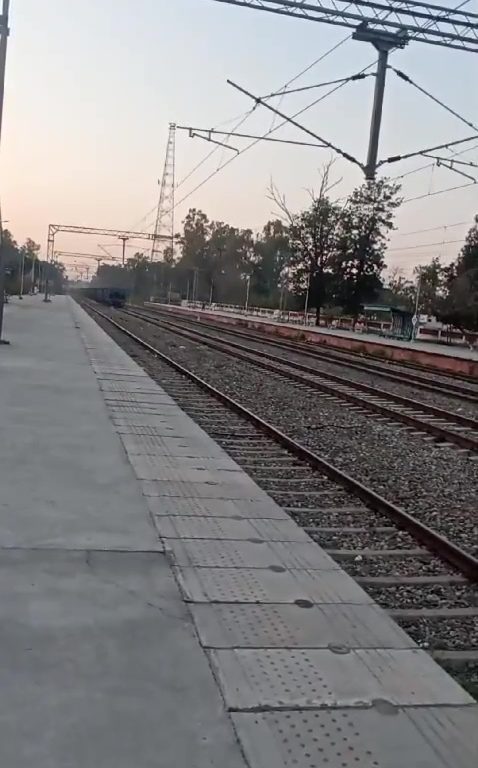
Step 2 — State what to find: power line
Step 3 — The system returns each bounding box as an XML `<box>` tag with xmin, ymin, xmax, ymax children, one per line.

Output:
<box><xmin>388</xmin><ymin>238</ymin><xmax>465</xmax><ymax>252</ymax></box>
<box><xmin>390</xmin><ymin>65</ymin><xmax>478</xmax><ymax>135</ymax></box>
<box><xmin>260</xmin><ymin>71</ymin><xmax>372</xmax><ymax>98</ymax></box>
<box><xmin>393</xmin><ymin>220</ymin><xmax>469</xmax><ymax>236</ymax></box>
<box><xmin>391</xmin><ymin>141</ymin><xmax>478</xmax><ymax>181</ymax></box>
<box><xmin>177</xmin><ymin>35</ymin><xmax>351</xmax><ymax>188</ymax></box>
<box><xmin>132</xmin><ymin>37</ymin><xmax>353</xmax><ymax>232</ymax></box>
<box><xmin>168</xmin><ymin>59</ymin><xmax>377</xmax><ymax>219</ymax></box>
<box><xmin>402</xmin><ymin>181</ymin><xmax>476</xmax><ymax>203</ymax></box>
<box><xmin>179</xmin><ymin>126</ymin><xmax>327</xmax><ymax>150</ymax></box>
<box><xmin>228</xmin><ymin>77</ymin><xmax>362</xmax><ymax>167</ymax></box>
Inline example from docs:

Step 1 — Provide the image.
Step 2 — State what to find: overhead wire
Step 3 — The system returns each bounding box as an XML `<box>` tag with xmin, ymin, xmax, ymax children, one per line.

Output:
<box><xmin>131</xmin><ymin>38</ymin><xmax>353</xmax><ymax>233</ymax></box>
<box><xmin>388</xmin><ymin>238</ymin><xmax>465</xmax><ymax>252</ymax></box>
<box><xmin>170</xmin><ymin>59</ymin><xmax>377</xmax><ymax>217</ymax></box>
<box><xmin>402</xmin><ymin>181</ymin><xmax>476</xmax><ymax>204</ymax></box>
<box><xmin>390</xmin><ymin>65</ymin><xmax>478</xmax><ymax>136</ymax></box>
<box><xmin>393</xmin><ymin>220</ymin><xmax>469</xmax><ymax>236</ymax></box>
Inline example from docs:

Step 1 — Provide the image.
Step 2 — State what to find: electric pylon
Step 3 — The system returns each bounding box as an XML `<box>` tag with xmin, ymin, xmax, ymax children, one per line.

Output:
<box><xmin>151</xmin><ymin>122</ymin><xmax>176</xmax><ymax>261</ymax></box>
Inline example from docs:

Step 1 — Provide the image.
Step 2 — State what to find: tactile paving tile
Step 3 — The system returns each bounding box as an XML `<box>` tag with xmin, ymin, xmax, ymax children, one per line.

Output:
<box><xmin>157</xmin><ymin>516</ymin><xmax>260</xmax><ymax>540</ymax></box>
<box><xmin>132</xmin><ymin>463</ymin><xmax>220</xmax><ymax>482</ymax></box>
<box><xmin>102</xmin><ymin>392</ymin><xmax>174</xmax><ymax>404</ymax></box>
<box><xmin>113</xmin><ymin>417</ymin><xmax>200</xmax><ymax>435</ymax></box>
<box><xmin>98</xmin><ymin>380</ymin><xmax>162</xmax><ymax>393</ymax></box>
<box><xmin>119</xmin><ymin>434</ymin><xmax>225</xmax><ymax>458</ymax></box>
<box><xmin>191</xmin><ymin>603</ymin><xmax>415</xmax><ymax>649</ymax></box>
<box><xmin>174</xmin><ymin>567</ymin><xmax>373</xmax><ymax>605</ymax></box>
<box><xmin>232</xmin><ymin>706</ymin><xmax>478</xmax><ymax>768</ymax></box>
<box><xmin>145</xmin><ymin>497</ymin><xmax>289</xmax><ymax>519</ymax></box>
<box><xmin>141</xmin><ymin>480</ymin><xmax>271</xmax><ymax>501</ymax></box>
<box><xmin>167</xmin><ymin>539</ymin><xmax>338</xmax><ymax>570</ymax></box>
<box><xmin>108</xmin><ymin>404</ymin><xmax>181</xmax><ymax>416</ymax></box>
<box><xmin>210</xmin><ymin>648</ymin><xmax>473</xmax><ymax>709</ymax></box>
<box><xmin>128</xmin><ymin>455</ymin><xmax>240</xmax><ymax>473</ymax></box>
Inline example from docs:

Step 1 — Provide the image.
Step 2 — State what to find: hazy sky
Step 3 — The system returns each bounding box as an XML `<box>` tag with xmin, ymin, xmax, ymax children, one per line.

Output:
<box><xmin>2</xmin><ymin>0</ymin><xmax>477</xmax><ymax>277</ymax></box>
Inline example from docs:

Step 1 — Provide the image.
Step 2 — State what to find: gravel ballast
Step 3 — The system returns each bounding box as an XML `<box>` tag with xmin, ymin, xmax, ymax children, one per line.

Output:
<box><xmin>111</xmin><ymin>309</ymin><xmax>478</xmax><ymax>559</ymax></box>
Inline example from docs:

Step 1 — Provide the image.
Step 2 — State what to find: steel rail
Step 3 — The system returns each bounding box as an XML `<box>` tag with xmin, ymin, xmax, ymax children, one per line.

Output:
<box><xmin>85</xmin><ymin>301</ymin><xmax>478</xmax><ymax>582</ymax></box>
<box><xmin>144</xmin><ymin>303</ymin><xmax>478</xmax><ymax>402</ymax></box>
<box><xmin>122</xmin><ymin>306</ymin><xmax>478</xmax><ymax>453</ymax></box>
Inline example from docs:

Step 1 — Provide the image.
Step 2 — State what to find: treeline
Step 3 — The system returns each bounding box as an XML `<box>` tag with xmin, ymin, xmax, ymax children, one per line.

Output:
<box><xmin>99</xmin><ymin>173</ymin><xmax>404</xmax><ymax>323</ymax></box>
<box><xmin>97</xmin><ymin>170</ymin><xmax>477</xmax><ymax>333</ymax></box>
<box><xmin>1</xmin><ymin>230</ymin><xmax>65</xmax><ymax>294</ymax></box>
<box><xmin>388</xmin><ymin>220</ymin><xmax>478</xmax><ymax>332</ymax></box>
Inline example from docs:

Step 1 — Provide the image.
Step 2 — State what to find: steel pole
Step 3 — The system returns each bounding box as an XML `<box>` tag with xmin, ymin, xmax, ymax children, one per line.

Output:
<box><xmin>0</xmin><ymin>0</ymin><xmax>10</xmax><ymax>342</ymax></box>
<box><xmin>303</xmin><ymin>271</ymin><xmax>311</xmax><ymax>325</ymax></box>
<box><xmin>19</xmin><ymin>248</ymin><xmax>25</xmax><ymax>298</ymax></box>
<box><xmin>245</xmin><ymin>276</ymin><xmax>250</xmax><ymax>314</ymax></box>
<box><xmin>411</xmin><ymin>270</ymin><xmax>422</xmax><ymax>342</ymax></box>
<box><xmin>364</xmin><ymin>46</ymin><xmax>389</xmax><ymax>180</ymax></box>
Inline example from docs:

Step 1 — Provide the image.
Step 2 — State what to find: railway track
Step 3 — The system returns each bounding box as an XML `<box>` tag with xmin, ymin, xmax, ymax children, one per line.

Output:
<box><xmin>143</xmin><ymin>303</ymin><xmax>478</xmax><ymax>403</ymax></box>
<box><xmin>121</xmin><ymin>306</ymin><xmax>478</xmax><ymax>455</ymax></box>
<box><xmin>84</xmin><ymin>300</ymin><xmax>478</xmax><ymax>698</ymax></box>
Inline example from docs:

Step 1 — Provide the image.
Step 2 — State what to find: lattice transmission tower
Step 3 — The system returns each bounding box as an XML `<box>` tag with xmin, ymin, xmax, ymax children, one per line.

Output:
<box><xmin>151</xmin><ymin>122</ymin><xmax>176</xmax><ymax>261</ymax></box>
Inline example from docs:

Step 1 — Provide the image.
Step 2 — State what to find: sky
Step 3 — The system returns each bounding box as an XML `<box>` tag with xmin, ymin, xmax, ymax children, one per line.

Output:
<box><xmin>2</xmin><ymin>0</ymin><xmax>478</xmax><ymax>278</ymax></box>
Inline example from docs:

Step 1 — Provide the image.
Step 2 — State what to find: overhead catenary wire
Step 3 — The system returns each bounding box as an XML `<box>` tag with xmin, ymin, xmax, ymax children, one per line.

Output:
<box><xmin>227</xmin><ymin>78</ymin><xmax>363</xmax><ymax>167</ymax></box>
<box><xmin>161</xmin><ymin>58</ymin><xmax>378</xmax><ymax>222</ymax></box>
<box><xmin>176</xmin><ymin>35</ymin><xmax>351</xmax><ymax>191</ymax></box>
<box><xmin>387</xmin><ymin>238</ymin><xmax>465</xmax><ymax>252</ymax></box>
<box><xmin>179</xmin><ymin>127</ymin><xmax>327</xmax><ymax>150</ymax></box>
<box><xmin>259</xmin><ymin>71</ymin><xmax>373</xmax><ymax>98</ymax></box>
<box><xmin>402</xmin><ymin>181</ymin><xmax>476</xmax><ymax>203</ymax></box>
<box><xmin>390</xmin><ymin>65</ymin><xmax>478</xmax><ymax>136</ymax></box>
<box><xmin>151</xmin><ymin>42</ymin><xmax>366</xmax><ymax>227</ymax></box>
<box><xmin>393</xmin><ymin>220</ymin><xmax>469</xmax><ymax>236</ymax></box>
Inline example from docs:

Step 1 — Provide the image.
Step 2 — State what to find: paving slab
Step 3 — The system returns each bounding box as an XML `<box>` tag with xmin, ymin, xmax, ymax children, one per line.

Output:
<box><xmin>167</xmin><ymin>539</ymin><xmax>340</xmax><ymax>570</ymax></box>
<box><xmin>142</xmin><ymin>478</ymin><xmax>272</xmax><ymax>500</ymax></box>
<box><xmin>191</xmin><ymin>603</ymin><xmax>415</xmax><ymax>649</ymax></box>
<box><xmin>175</xmin><ymin>566</ymin><xmax>373</xmax><ymax>604</ymax></box>
<box><xmin>145</xmin><ymin>496</ymin><xmax>290</xmax><ymax>519</ymax></box>
<box><xmin>210</xmin><ymin>648</ymin><xmax>474</xmax><ymax>709</ymax></box>
<box><xmin>232</xmin><ymin>706</ymin><xmax>478</xmax><ymax>768</ymax></box>
<box><xmin>157</xmin><ymin>515</ymin><xmax>311</xmax><ymax>542</ymax></box>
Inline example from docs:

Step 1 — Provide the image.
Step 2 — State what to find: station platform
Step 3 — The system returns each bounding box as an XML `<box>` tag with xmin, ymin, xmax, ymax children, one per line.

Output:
<box><xmin>150</xmin><ymin>303</ymin><xmax>478</xmax><ymax>378</ymax></box>
<box><xmin>0</xmin><ymin>295</ymin><xmax>476</xmax><ymax>768</ymax></box>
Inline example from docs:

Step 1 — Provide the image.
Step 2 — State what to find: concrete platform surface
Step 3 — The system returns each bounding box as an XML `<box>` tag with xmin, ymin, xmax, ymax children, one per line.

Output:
<box><xmin>0</xmin><ymin>297</ymin><xmax>248</xmax><ymax>768</ymax></box>
<box><xmin>1</xmin><ymin>295</ymin><xmax>476</xmax><ymax>768</ymax></box>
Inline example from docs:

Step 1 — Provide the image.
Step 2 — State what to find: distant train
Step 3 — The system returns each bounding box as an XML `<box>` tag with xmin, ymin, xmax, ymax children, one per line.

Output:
<box><xmin>83</xmin><ymin>286</ymin><xmax>130</xmax><ymax>308</ymax></box>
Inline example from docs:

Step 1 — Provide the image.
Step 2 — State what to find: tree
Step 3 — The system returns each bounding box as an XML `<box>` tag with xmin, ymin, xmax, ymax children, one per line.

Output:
<box><xmin>331</xmin><ymin>178</ymin><xmax>402</xmax><ymax>320</ymax></box>
<box><xmin>269</xmin><ymin>164</ymin><xmax>340</xmax><ymax>324</ymax></box>
<box><xmin>251</xmin><ymin>220</ymin><xmax>290</xmax><ymax>306</ymax></box>
<box><xmin>386</xmin><ymin>266</ymin><xmax>415</xmax><ymax>310</ymax></box>
<box><xmin>414</xmin><ymin>257</ymin><xmax>446</xmax><ymax>316</ymax></box>
<box><xmin>438</xmin><ymin>216</ymin><xmax>478</xmax><ymax>333</ymax></box>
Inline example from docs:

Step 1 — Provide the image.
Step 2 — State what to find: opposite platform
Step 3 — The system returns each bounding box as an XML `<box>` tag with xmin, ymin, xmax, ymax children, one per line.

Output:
<box><xmin>1</xmin><ymin>295</ymin><xmax>477</xmax><ymax>768</ymax></box>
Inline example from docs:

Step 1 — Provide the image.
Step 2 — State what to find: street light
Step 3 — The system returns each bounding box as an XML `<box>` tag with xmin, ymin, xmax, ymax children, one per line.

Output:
<box><xmin>244</xmin><ymin>274</ymin><xmax>251</xmax><ymax>314</ymax></box>
<box><xmin>303</xmin><ymin>271</ymin><xmax>311</xmax><ymax>326</ymax></box>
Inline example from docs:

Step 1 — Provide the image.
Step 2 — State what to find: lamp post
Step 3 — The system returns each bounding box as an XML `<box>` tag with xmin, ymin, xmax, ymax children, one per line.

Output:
<box><xmin>244</xmin><ymin>274</ymin><xmax>251</xmax><ymax>314</ymax></box>
<box><xmin>303</xmin><ymin>271</ymin><xmax>311</xmax><ymax>326</ymax></box>
<box><xmin>18</xmin><ymin>247</ymin><xmax>25</xmax><ymax>299</ymax></box>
